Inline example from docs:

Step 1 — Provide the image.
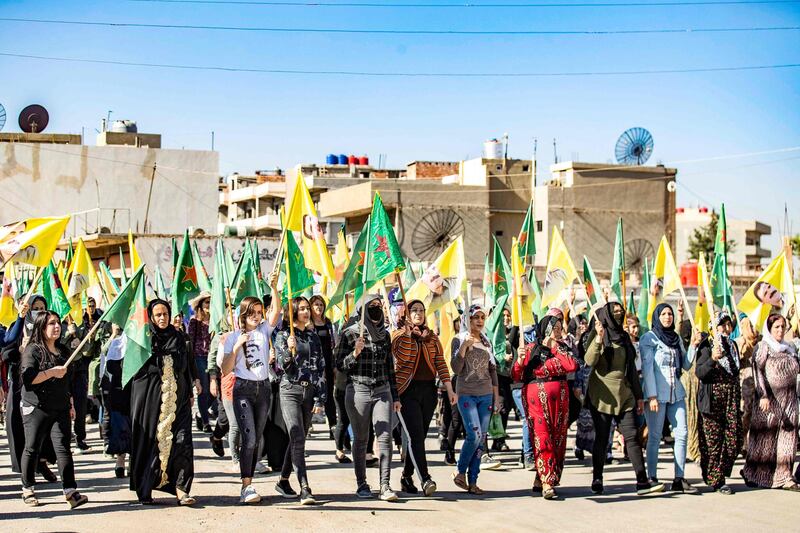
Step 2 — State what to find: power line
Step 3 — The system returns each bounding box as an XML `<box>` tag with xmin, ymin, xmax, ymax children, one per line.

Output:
<box><xmin>126</xmin><ymin>0</ymin><xmax>800</xmax><ymax>8</ymax></box>
<box><xmin>2</xmin><ymin>52</ymin><xmax>798</xmax><ymax>77</ymax></box>
<box><xmin>3</xmin><ymin>17</ymin><xmax>798</xmax><ymax>35</ymax></box>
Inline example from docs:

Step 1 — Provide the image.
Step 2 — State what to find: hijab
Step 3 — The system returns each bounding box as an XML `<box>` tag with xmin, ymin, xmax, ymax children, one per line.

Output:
<box><xmin>359</xmin><ymin>293</ymin><xmax>388</xmax><ymax>343</ymax></box>
<box><xmin>399</xmin><ymin>299</ymin><xmax>432</xmax><ymax>342</ymax></box>
<box><xmin>147</xmin><ymin>298</ymin><xmax>183</xmax><ymax>356</ymax></box>
<box><xmin>24</xmin><ymin>295</ymin><xmax>47</xmax><ymax>334</ymax></box>
<box><xmin>650</xmin><ymin>303</ymin><xmax>683</xmax><ymax>351</ymax></box>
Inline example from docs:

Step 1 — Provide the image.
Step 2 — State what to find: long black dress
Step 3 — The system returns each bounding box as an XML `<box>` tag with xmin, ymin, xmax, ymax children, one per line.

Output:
<box><xmin>129</xmin><ymin>305</ymin><xmax>194</xmax><ymax>502</ymax></box>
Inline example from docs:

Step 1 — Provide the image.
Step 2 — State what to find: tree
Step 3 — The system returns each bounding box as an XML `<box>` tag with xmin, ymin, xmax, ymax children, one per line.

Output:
<box><xmin>790</xmin><ymin>235</ymin><xmax>800</xmax><ymax>257</ymax></box>
<box><xmin>687</xmin><ymin>212</ymin><xmax>736</xmax><ymax>263</ymax></box>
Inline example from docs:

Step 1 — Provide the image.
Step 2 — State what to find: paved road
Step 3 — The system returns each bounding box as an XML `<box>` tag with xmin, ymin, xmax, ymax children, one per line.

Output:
<box><xmin>1</xmin><ymin>415</ymin><xmax>798</xmax><ymax>532</ymax></box>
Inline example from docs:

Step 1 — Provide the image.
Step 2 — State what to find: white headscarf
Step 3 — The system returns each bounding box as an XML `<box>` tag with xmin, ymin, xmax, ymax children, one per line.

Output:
<box><xmin>760</xmin><ymin>317</ymin><xmax>796</xmax><ymax>355</ymax></box>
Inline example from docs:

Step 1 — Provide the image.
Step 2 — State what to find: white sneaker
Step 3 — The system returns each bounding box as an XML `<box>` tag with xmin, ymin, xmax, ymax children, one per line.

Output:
<box><xmin>480</xmin><ymin>455</ymin><xmax>502</xmax><ymax>470</ymax></box>
<box><xmin>254</xmin><ymin>461</ymin><xmax>270</xmax><ymax>474</ymax></box>
<box><xmin>240</xmin><ymin>485</ymin><xmax>261</xmax><ymax>505</ymax></box>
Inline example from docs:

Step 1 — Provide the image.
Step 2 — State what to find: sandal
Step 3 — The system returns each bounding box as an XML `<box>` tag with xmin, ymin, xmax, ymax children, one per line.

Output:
<box><xmin>542</xmin><ymin>484</ymin><xmax>557</xmax><ymax>500</ymax></box>
<box><xmin>452</xmin><ymin>472</ymin><xmax>468</xmax><ymax>491</ymax></box>
<box><xmin>178</xmin><ymin>494</ymin><xmax>197</xmax><ymax>506</ymax></box>
<box><xmin>66</xmin><ymin>490</ymin><xmax>89</xmax><ymax>509</ymax></box>
<box><xmin>22</xmin><ymin>489</ymin><xmax>39</xmax><ymax>507</ymax></box>
<box><xmin>467</xmin><ymin>484</ymin><xmax>485</xmax><ymax>495</ymax></box>
<box><xmin>782</xmin><ymin>482</ymin><xmax>800</xmax><ymax>492</ymax></box>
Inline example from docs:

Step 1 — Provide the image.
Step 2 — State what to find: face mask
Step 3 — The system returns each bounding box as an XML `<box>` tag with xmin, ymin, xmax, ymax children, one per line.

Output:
<box><xmin>31</xmin><ymin>310</ymin><xmax>42</xmax><ymax>320</ymax></box>
<box><xmin>367</xmin><ymin>305</ymin><xmax>384</xmax><ymax>323</ymax></box>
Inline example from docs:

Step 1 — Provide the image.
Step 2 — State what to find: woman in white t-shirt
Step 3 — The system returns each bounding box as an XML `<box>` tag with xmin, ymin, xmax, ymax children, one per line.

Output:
<box><xmin>221</xmin><ymin>272</ymin><xmax>280</xmax><ymax>505</ymax></box>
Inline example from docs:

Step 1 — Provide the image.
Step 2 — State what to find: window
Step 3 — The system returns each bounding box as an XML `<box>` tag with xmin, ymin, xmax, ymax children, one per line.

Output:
<box><xmin>495</xmin><ymin>230</ymin><xmax>504</xmax><ymax>237</ymax></box>
<box><xmin>536</xmin><ymin>220</ymin><xmax>543</xmax><ymax>232</ymax></box>
<box><xmin>522</xmin><ymin>164</ymin><xmax>529</xmax><ymax>172</ymax></box>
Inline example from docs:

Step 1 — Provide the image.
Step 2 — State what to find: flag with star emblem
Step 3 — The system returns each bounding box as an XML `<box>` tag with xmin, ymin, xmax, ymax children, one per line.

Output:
<box><xmin>171</xmin><ymin>230</ymin><xmax>200</xmax><ymax>315</ymax></box>
<box><xmin>280</xmin><ymin>233</ymin><xmax>316</xmax><ymax>303</ymax></box>
<box><xmin>582</xmin><ymin>256</ymin><xmax>604</xmax><ymax>307</ymax></box>
<box><xmin>517</xmin><ymin>200</ymin><xmax>535</xmax><ymax>263</ymax></box>
<box><xmin>191</xmin><ymin>240</ymin><xmax>212</xmax><ymax>293</ymax></box>
<box><xmin>100</xmin><ymin>265</ymin><xmax>151</xmax><ymax>386</ymax></box>
<box><xmin>362</xmin><ymin>193</ymin><xmax>404</xmax><ymax>286</ymax></box>
<box><xmin>490</xmin><ymin>235</ymin><xmax>511</xmax><ymax>304</ymax></box>
<box><xmin>43</xmin><ymin>260</ymin><xmax>71</xmax><ymax>319</ymax></box>
<box><xmin>328</xmin><ymin>220</ymin><xmax>369</xmax><ymax>309</ymax></box>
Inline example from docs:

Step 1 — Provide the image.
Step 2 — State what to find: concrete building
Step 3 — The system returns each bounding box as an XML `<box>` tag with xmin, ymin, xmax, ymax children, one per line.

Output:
<box><xmin>675</xmin><ymin>206</ymin><xmax>771</xmax><ymax>276</ymax></box>
<box><xmin>534</xmin><ymin>162</ymin><xmax>677</xmax><ymax>285</ymax></box>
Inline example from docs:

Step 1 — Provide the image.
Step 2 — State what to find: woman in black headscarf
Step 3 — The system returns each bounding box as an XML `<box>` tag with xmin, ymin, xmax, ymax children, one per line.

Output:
<box><xmin>2</xmin><ymin>295</ymin><xmax>57</xmax><ymax>481</ymax></box>
<box><xmin>129</xmin><ymin>299</ymin><xmax>196</xmax><ymax>505</ymax></box>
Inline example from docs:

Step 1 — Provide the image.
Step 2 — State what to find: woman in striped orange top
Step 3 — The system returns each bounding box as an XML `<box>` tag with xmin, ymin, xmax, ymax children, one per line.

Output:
<box><xmin>391</xmin><ymin>299</ymin><xmax>455</xmax><ymax>497</ymax></box>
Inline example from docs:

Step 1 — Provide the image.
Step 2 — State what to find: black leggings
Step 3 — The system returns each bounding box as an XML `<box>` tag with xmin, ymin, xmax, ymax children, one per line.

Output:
<box><xmin>590</xmin><ymin>405</ymin><xmax>647</xmax><ymax>484</ymax></box>
<box><xmin>496</xmin><ymin>375</ymin><xmax>514</xmax><ymax>443</ymax></box>
<box><xmin>333</xmin><ymin>387</ymin><xmax>351</xmax><ymax>452</ymax></box>
<box><xmin>400</xmin><ymin>381</ymin><xmax>437</xmax><ymax>481</ymax></box>
<box><xmin>21</xmin><ymin>405</ymin><xmax>76</xmax><ymax>491</ymax></box>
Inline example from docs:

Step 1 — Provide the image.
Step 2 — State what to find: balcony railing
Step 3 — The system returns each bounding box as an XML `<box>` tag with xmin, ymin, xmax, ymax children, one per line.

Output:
<box><xmin>64</xmin><ymin>208</ymin><xmax>132</xmax><ymax>239</ymax></box>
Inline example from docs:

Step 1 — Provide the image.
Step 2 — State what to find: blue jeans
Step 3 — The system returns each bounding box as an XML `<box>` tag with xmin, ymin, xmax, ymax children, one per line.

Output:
<box><xmin>194</xmin><ymin>357</ymin><xmax>210</xmax><ymax>426</ymax></box>
<box><xmin>644</xmin><ymin>398</ymin><xmax>687</xmax><ymax>479</ymax></box>
<box><xmin>511</xmin><ymin>388</ymin><xmax>532</xmax><ymax>459</ymax></box>
<box><xmin>456</xmin><ymin>393</ymin><xmax>493</xmax><ymax>485</ymax></box>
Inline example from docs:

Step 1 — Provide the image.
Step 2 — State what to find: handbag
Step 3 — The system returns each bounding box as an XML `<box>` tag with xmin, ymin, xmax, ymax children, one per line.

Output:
<box><xmin>488</xmin><ymin>412</ymin><xmax>507</xmax><ymax>439</ymax></box>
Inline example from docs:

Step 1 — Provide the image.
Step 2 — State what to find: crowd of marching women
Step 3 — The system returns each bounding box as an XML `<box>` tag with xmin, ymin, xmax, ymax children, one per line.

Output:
<box><xmin>2</xmin><ymin>278</ymin><xmax>799</xmax><ymax>509</ymax></box>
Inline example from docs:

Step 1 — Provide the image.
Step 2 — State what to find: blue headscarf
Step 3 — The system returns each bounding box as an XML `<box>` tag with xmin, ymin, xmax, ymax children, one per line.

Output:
<box><xmin>650</xmin><ymin>303</ymin><xmax>682</xmax><ymax>351</ymax></box>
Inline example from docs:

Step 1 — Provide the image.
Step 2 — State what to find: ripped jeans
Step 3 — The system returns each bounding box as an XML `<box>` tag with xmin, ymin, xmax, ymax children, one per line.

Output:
<box><xmin>232</xmin><ymin>378</ymin><xmax>271</xmax><ymax>480</ymax></box>
<box><xmin>456</xmin><ymin>393</ymin><xmax>493</xmax><ymax>485</ymax></box>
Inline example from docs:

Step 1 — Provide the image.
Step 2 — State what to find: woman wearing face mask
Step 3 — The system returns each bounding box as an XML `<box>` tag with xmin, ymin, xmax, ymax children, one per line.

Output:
<box><xmin>19</xmin><ymin>310</ymin><xmax>88</xmax><ymax>509</ymax></box>
<box><xmin>392</xmin><ymin>299</ymin><xmax>455</xmax><ymax>497</ymax></box>
<box><xmin>741</xmin><ymin>314</ymin><xmax>800</xmax><ymax>491</ymax></box>
<box><xmin>2</xmin><ymin>296</ymin><xmax>58</xmax><ymax>483</ymax></box>
<box><xmin>335</xmin><ymin>294</ymin><xmax>401</xmax><ymax>502</ymax></box>
<box><xmin>694</xmin><ymin>312</ymin><xmax>743</xmax><ymax>495</ymax></box>
<box><xmin>450</xmin><ymin>304</ymin><xmax>499</xmax><ymax>496</ymax></box>
<box><xmin>129</xmin><ymin>299</ymin><xmax>197</xmax><ymax>506</ymax></box>
<box><xmin>640</xmin><ymin>303</ymin><xmax>698</xmax><ymax>494</ymax></box>
<box><xmin>309</xmin><ymin>295</ymin><xmax>337</xmax><ymax>436</ymax></box>
<box><xmin>272</xmin><ymin>297</ymin><xmax>326</xmax><ymax>505</ymax></box>
<box><xmin>512</xmin><ymin>309</ymin><xmax>579</xmax><ymax>500</ymax></box>
<box><xmin>221</xmin><ymin>272</ymin><xmax>281</xmax><ymax>505</ymax></box>
<box><xmin>585</xmin><ymin>302</ymin><xmax>664</xmax><ymax>496</ymax></box>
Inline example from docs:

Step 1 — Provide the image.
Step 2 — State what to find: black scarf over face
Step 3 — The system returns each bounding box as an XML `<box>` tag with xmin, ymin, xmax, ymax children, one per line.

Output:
<box><xmin>359</xmin><ymin>294</ymin><xmax>388</xmax><ymax>343</ymax></box>
<box><xmin>147</xmin><ymin>299</ymin><xmax>183</xmax><ymax>357</ymax></box>
<box><xmin>523</xmin><ymin>314</ymin><xmax>561</xmax><ymax>381</ymax></box>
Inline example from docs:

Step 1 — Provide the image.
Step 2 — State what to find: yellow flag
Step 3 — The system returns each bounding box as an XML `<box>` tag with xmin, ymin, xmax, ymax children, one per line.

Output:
<box><xmin>128</xmin><ymin>230</ymin><xmax>142</xmax><ymax>271</ymax></box>
<box><xmin>405</xmin><ymin>236</ymin><xmax>466</xmax><ymax>315</ymax></box>
<box><xmin>738</xmin><ymin>252</ymin><xmax>796</xmax><ymax>332</ymax></box>
<box><xmin>0</xmin><ymin>261</ymin><xmax>18</xmax><ymax>327</ymax></box>
<box><xmin>333</xmin><ymin>229</ymin><xmax>349</xmax><ymax>283</ymax></box>
<box><xmin>541</xmin><ymin>226</ymin><xmax>579</xmax><ymax>309</ymax></box>
<box><xmin>66</xmin><ymin>239</ymin><xmax>100</xmax><ymax>325</ymax></box>
<box><xmin>0</xmin><ymin>216</ymin><xmax>70</xmax><ymax>268</ymax></box>
<box><xmin>511</xmin><ymin>237</ymin><xmax>534</xmax><ymax>327</ymax></box>
<box><xmin>324</xmin><ymin>230</ymin><xmax>351</xmax><ymax>323</ymax></box>
<box><xmin>694</xmin><ymin>254</ymin><xmax>714</xmax><ymax>333</ymax></box>
<box><xmin>439</xmin><ymin>299</ymin><xmax>460</xmax><ymax>373</ymax></box>
<box><xmin>648</xmin><ymin>236</ymin><xmax>683</xmax><ymax>323</ymax></box>
<box><xmin>285</xmin><ymin>173</ymin><xmax>335</xmax><ymax>279</ymax></box>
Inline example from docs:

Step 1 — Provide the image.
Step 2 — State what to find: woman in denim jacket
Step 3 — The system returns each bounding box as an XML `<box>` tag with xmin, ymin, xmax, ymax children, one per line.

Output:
<box><xmin>640</xmin><ymin>303</ymin><xmax>699</xmax><ymax>494</ymax></box>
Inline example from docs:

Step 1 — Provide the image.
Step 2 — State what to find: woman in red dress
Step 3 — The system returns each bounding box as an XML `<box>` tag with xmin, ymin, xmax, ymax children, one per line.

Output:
<box><xmin>512</xmin><ymin>309</ymin><xmax>579</xmax><ymax>500</ymax></box>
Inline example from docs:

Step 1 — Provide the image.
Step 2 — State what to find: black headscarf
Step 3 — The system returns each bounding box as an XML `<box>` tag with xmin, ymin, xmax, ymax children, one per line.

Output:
<box><xmin>596</xmin><ymin>302</ymin><xmax>636</xmax><ymax>367</ymax></box>
<box><xmin>147</xmin><ymin>298</ymin><xmax>183</xmax><ymax>357</ymax></box>
<box><xmin>359</xmin><ymin>293</ymin><xmax>388</xmax><ymax>343</ymax></box>
<box><xmin>24</xmin><ymin>294</ymin><xmax>48</xmax><ymax>334</ymax></box>
<box><xmin>523</xmin><ymin>311</ymin><xmax>563</xmax><ymax>382</ymax></box>
<box><xmin>650</xmin><ymin>303</ymin><xmax>682</xmax><ymax>351</ymax></box>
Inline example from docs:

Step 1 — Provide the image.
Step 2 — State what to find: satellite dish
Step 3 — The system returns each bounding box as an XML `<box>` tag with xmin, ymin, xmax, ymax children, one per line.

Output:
<box><xmin>624</xmin><ymin>238</ymin><xmax>655</xmax><ymax>274</ymax></box>
<box><xmin>615</xmin><ymin>127</ymin><xmax>654</xmax><ymax>166</ymax></box>
<box><xmin>0</xmin><ymin>103</ymin><xmax>6</xmax><ymax>131</ymax></box>
<box><xmin>411</xmin><ymin>208</ymin><xmax>465</xmax><ymax>261</ymax></box>
<box><xmin>18</xmin><ymin>104</ymin><xmax>50</xmax><ymax>133</ymax></box>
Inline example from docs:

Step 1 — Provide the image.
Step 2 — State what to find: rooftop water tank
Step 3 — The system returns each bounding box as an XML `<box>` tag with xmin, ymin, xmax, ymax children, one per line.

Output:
<box><xmin>348</xmin><ymin>154</ymin><xmax>357</xmax><ymax>165</ymax></box>
<box><xmin>338</xmin><ymin>154</ymin><xmax>348</xmax><ymax>165</ymax></box>
<box><xmin>359</xmin><ymin>155</ymin><xmax>369</xmax><ymax>166</ymax></box>
<box><xmin>483</xmin><ymin>138</ymin><xmax>503</xmax><ymax>160</ymax></box>
<box><xmin>110</xmin><ymin>120</ymin><xmax>138</xmax><ymax>133</ymax></box>
<box><xmin>326</xmin><ymin>154</ymin><xmax>337</xmax><ymax>165</ymax></box>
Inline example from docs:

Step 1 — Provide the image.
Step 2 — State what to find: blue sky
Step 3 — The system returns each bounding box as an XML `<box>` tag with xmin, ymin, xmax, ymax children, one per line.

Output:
<box><xmin>1</xmin><ymin>0</ymin><xmax>799</xmax><ymax>253</ymax></box>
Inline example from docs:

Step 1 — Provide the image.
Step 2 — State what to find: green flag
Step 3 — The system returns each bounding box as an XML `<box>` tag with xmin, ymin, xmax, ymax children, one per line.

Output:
<box><xmin>583</xmin><ymin>256</ymin><xmax>602</xmax><ymax>306</ymax></box>
<box><xmin>171</xmin><ymin>237</ymin><xmax>179</xmax><ymax>277</ymax></box>
<box><xmin>362</xmin><ymin>193</ymin><xmax>404</xmax><ymax>286</ymax></box>
<box><xmin>210</xmin><ymin>240</ymin><xmax>230</xmax><ymax>334</ymax></box>
<box><xmin>482</xmin><ymin>252</ymin><xmax>494</xmax><ymax>308</ymax></box>
<box><xmin>42</xmin><ymin>261</ymin><xmax>70</xmax><ymax>319</ymax></box>
<box><xmin>529</xmin><ymin>267</ymin><xmax>545</xmax><ymax>320</ymax></box>
<box><xmin>171</xmin><ymin>231</ymin><xmax>200</xmax><ymax>315</ymax></box>
<box><xmin>711</xmin><ymin>204</ymin><xmax>733</xmax><ymax>311</ymax></box>
<box><xmin>231</xmin><ymin>245</ymin><xmax>261</xmax><ymax>306</ymax></box>
<box><xmin>517</xmin><ymin>200</ymin><xmax>536</xmax><ymax>263</ymax></box>
<box><xmin>66</xmin><ymin>238</ymin><xmax>74</xmax><ymax>265</ymax></box>
<box><xmin>99</xmin><ymin>262</ymin><xmax>120</xmax><ymax>294</ymax></box>
<box><xmin>98</xmin><ymin>266</ymin><xmax>152</xmax><ymax>386</ymax></box>
<box><xmin>224</xmin><ymin>246</ymin><xmax>235</xmax><ymax>286</ymax></box>
<box><xmin>251</xmin><ymin>239</ymin><xmax>268</xmax><ymax>295</ymax></box>
<box><xmin>402</xmin><ymin>257</ymin><xmax>417</xmax><ymax>289</ymax></box>
<box><xmin>329</xmin><ymin>219</ymin><xmax>369</xmax><ymax>308</ymax></box>
<box><xmin>627</xmin><ymin>290</ymin><xmax>636</xmax><ymax>317</ymax></box>
<box><xmin>153</xmin><ymin>265</ymin><xmax>168</xmax><ymax>299</ymax></box>
<box><xmin>191</xmin><ymin>240</ymin><xmax>212</xmax><ymax>293</ymax></box>
<box><xmin>280</xmin><ymin>233</ymin><xmax>316</xmax><ymax>303</ymax></box>
<box><xmin>610</xmin><ymin>218</ymin><xmax>626</xmax><ymax>302</ymax></box>
<box><xmin>637</xmin><ymin>257</ymin><xmax>651</xmax><ymax>332</ymax></box>
<box><xmin>486</xmin><ymin>293</ymin><xmax>509</xmax><ymax>373</ymax></box>
<box><xmin>118</xmin><ymin>247</ymin><xmax>128</xmax><ymax>285</ymax></box>
<box><xmin>491</xmin><ymin>236</ymin><xmax>511</xmax><ymax>304</ymax></box>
